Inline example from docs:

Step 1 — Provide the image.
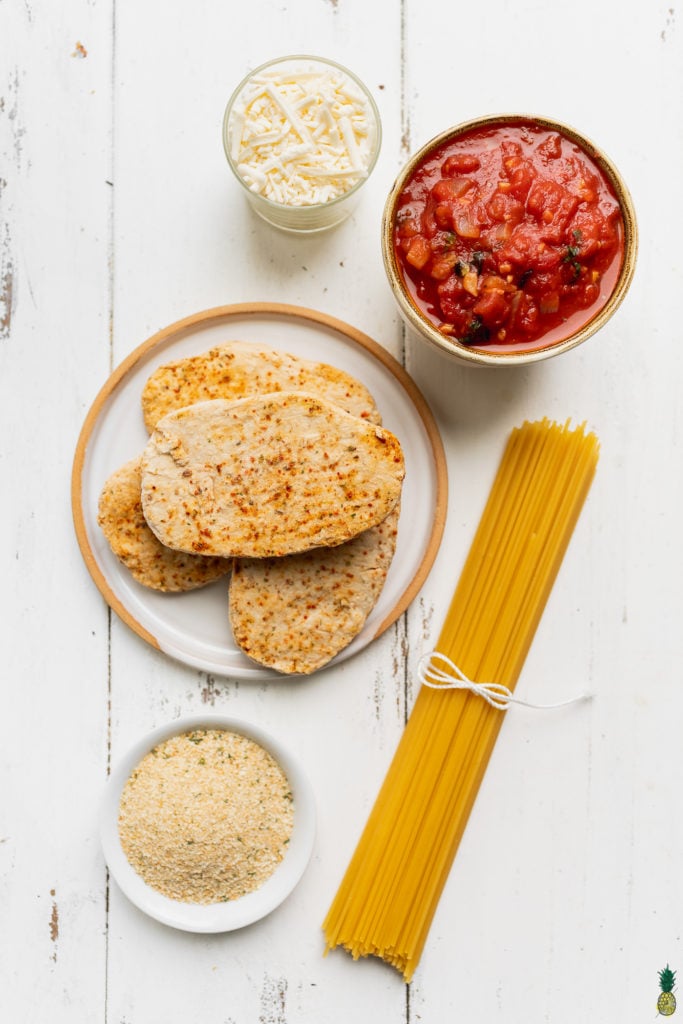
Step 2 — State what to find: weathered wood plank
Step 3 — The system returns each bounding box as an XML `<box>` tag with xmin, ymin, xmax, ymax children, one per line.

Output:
<box><xmin>0</xmin><ymin>1</ymin><xmax>114</xmax><ymax>1020</ymax></box>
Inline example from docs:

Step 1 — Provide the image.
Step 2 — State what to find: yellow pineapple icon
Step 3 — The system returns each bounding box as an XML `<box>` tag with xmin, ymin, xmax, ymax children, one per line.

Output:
<box><xmin>658</xmin><ymin>965</ymin><xmax>677</xmax><ymax>1016</ymax></box>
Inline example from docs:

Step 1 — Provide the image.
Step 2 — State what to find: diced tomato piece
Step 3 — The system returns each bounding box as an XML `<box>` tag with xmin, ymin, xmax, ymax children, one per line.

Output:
<box><xmin>503</xmin><ymin>156</ymin><xmax>536</xmax><ymax>201</ymax></box>
<box><xmin>453</xmin><ymin>211</ymin><xmax>481</xmax><ymax>239</ymax></box>
<box><xmin>405</xmin><ymin>235</ymin><xmax>431</xmax><ymax>270</ymax></box>
<box><xmin>436</xmin><ymin>274</ymin><xmax>470</xmax><ymax>324</ymax></box>
<box><xmin>486</xmin><ymin>191</ymin><xmax>525</xmax><ymax>226</ymax></box>
<box><xmin>434</xmin><ymin>204</ymin><xmax>453</xmax><ymax>229</ymax></box>
<box><xmin>431</xmin><ymin>177</ymin><xmax>475</xmax><ymax>202</ymax></box>
<box><xmin>501</xmin><ymin>140</ymin><xmax>523</xmax><ymax>160</ymax></box>
<box><xmin>472</xmin><ymin>287</ymin><xmax>510</xmax><ymax>327</ymax></box>
<box><xmin>525</xmin><ymin>270</ymin><xmax>563</xmax><ymax>296</ymax></box>
<box><xmin>536</xmin><ymin>245</ymin><xmax>563</xmax><ymax>272</ymax></box>
<box><xmin>560</xmin><ymin>155</ymin><xmax>600</xmax><ymax>201</ymax></box>
<box><xmin>421</xmin><ymin>197</ymin><xmax>438</xmax><ymax>237</ymax></box>
<box><xmin>436</xmin><ymin>274</ymin><xmax>464</xmax><ymax>300</ymax></box>
<box><xmin>497</xmin><ymin>227</ymin><xmax>563</xmax><ymax>273</ymax></box>
<box><xmin>395</xmin><ymin>213</ymin><xmax>420</xmax><ymax>239</ymax></box>
<box><xmin>578</xmin><ymin>281</ymin><xmax>600</xmax><ymax>307</ymax></box>
<box><xmin>553</xmin><ymin>154</ymin><xmax>583</xmax><ymax>189</ymax></box>
<box><xmin>442</xmin><ymin>153</ymin><xmax>481</xmax><ymax>175</ymax></box>
<box><xmin>496</xmin><ymin>225</ymin><xmax>537</xmax><ymax>266</ymax></box>
<box><xmin>429</xmin><ymin>253</ymin><xmax>458</xmax><ymax>280</ymax></box>
<box><xmin>537</xmin><ymin>133</ymin><xmax>562</xmax><ymax>161</ymax></box>
<box><xmin>527</xmin><ymin>179</ymin><xmax>579</xmax><ymax>242</ymax></box>
<box><xmin>571</xmin><ymin>208</ymin><xmax>618</xmax><ymax>260</ymax></box>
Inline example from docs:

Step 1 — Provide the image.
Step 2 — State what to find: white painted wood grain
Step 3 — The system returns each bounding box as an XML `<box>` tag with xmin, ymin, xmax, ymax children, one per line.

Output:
<box><xmin>0</xmin><ymin>2</ymin><xmax>114</xmax><ymax>1021</ymax></box>
<box><xmin>2</xmin><ymin>0</ymin><xmax>683</xmax><ymax>1020</ymax></box>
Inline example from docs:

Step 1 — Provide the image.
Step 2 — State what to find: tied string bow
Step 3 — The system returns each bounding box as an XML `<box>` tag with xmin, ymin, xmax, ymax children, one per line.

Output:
<box><xmin>417</xmin><ymin>651</ymin><xmax>592</xmax><ymax>711</ymax></box>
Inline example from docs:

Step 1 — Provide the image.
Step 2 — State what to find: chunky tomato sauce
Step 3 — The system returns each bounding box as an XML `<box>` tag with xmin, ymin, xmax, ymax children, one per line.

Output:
<box><xmin>393</xmin><ymin>121</ymin><xmax>624</xmax><ymax>352</ymax></box>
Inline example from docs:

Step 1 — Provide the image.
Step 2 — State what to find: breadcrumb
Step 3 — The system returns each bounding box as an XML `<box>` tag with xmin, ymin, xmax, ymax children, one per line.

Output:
<box><xmin>118</xmin><ymin>729</ymin><xmax>294</xmax><ymax>903</ymax></box>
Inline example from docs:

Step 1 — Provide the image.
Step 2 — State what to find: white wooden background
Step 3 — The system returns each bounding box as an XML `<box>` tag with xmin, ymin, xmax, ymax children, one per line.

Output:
<box><xmin>2</xmin><ymin>1</ymin><xmax>681</xmax><ymax>1021</ymax></box>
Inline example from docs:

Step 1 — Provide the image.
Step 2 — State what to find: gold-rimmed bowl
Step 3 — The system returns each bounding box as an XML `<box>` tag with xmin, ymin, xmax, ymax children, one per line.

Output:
<box><xmin>381</xmin><ymin>113</ymin><xmax>637</xmax><ymax>366</ymax></box>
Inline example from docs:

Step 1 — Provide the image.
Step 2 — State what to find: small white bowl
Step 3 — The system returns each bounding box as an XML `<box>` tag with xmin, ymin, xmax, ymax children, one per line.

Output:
<box><xmin>100</xmin><ymin>713</ymin><xmax>316</xmax><ymax>932</ymax></box>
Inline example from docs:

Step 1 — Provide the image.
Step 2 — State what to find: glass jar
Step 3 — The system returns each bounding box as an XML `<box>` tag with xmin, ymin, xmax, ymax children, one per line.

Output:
<box><xmin>223</xmin><ymin>55</ymin><xmax>382</xmax><ymax>233</ymax></box>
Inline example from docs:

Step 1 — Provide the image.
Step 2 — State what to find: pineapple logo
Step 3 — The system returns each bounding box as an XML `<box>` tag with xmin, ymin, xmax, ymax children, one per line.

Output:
<box><xmin>658</xmin><ymin>965</ymin><xmax>677</xmax><ymax>1016</ymax></box>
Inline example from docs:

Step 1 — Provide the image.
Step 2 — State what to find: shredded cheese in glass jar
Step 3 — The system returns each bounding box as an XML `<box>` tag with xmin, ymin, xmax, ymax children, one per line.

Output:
<box><xmin>223</xmin><ymin>56</ymin><xmax>381</xmax><ymax>232</ymax></box>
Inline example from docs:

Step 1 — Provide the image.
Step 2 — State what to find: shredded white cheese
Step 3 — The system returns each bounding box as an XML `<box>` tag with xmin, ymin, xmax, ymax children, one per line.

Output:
<box><xmin>229</xmin><ymin>61</ymin><xmax>376</xmax><ymax>207</ymax></box>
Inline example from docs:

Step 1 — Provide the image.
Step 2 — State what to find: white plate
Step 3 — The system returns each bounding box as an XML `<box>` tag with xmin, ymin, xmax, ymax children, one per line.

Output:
<box><xmin>72</xmin><ymin>303</ymin><xmax>448</xmax><ymax>679</ymax></box>
<box><xmin>100</xmin><ymin>713</ymin><xmax>316</xmax><ymax>932</ymax></box>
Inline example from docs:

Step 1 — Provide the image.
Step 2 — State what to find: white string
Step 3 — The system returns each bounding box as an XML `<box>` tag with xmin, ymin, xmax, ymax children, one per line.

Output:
<box><xmin>417</xmin><ymin>651</ymin><xmax>592</xmax><ymax>711</ymax></box>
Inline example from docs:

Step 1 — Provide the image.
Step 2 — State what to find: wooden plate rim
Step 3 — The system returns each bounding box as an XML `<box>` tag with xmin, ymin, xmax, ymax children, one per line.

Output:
<box><xmin>70</xmin><ymin>301</ymin><xmax>449</xmax><ymax>671</ymax></box>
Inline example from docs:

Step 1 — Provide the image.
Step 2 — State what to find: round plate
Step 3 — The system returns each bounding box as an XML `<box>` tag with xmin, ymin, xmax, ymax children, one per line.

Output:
<box><xmin>72</xmin><ymin>303</ymin><xmax>448</xmax><ymax>679</ymax></box>
<box><xmin>100</xmin><ymin>713</ymin><xmax>316</xmax><ymax>932</ymax></box>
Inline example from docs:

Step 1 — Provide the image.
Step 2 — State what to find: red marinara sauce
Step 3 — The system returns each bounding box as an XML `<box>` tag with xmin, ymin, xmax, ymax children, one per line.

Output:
<box><xmin>393</xmin><ymin>121</ymin><xmax>625</xmax><ymax>352</ymax></box>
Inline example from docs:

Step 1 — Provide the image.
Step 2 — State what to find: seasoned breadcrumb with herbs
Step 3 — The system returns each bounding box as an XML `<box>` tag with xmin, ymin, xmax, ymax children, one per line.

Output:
<box><xmin>118</xmin><ymin>729</ymin><xmax>294</xmax><ymax>903</ymax></box>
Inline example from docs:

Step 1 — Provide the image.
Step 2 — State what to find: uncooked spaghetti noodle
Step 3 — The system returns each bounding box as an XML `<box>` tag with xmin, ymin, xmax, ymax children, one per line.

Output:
<box><xmin>323</xmin><ymin>419</ymin><xmax>599</xmax><ymax>982</ymax></box>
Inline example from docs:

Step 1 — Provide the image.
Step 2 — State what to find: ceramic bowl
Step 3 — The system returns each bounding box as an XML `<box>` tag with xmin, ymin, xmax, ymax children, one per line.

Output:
<box><xmin>100</xmin><ymin>713</ymin><xmax>316</xmax><ymax>932</ymax></box>
<box><xmin>381</xmin><ymin>113</ymin><xmax>637</xmax><ymax>366</ymax></box>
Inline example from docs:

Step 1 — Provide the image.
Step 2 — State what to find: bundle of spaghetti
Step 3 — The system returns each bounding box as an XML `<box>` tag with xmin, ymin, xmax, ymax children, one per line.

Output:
<box><xmin>323</xmin><ymin>418</ymin><xmax>599</xmax><ymax>982</ymax></box>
